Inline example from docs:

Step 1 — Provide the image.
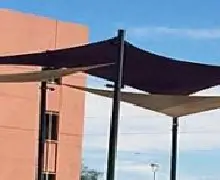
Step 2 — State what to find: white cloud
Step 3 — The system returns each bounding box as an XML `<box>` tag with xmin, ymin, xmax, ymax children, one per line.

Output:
<box><xmin>83</xmin><ymin>85</ymin><xmax>220</xmax><ymax>152</ymax></box>
<box><xmin>117</xmin><ymin>160</ymin><xmax>152</xmax><ymax>173</ymax></box>
<box><xmin>128</xmin><ymin>26</ymin><xmax>220</xmax><ymax>40</ymax></box>
<box><xmin>115</xmin><ymin>160</ymin><xmax>169</xmax><ymax>180</ymax></box>
<box><xmin>178</xmin><ymin>174</ymin><xmax>219</xmax><ymax>180</ymax></box>
<box><xmin>82</xmin><ymin>83</ymin><xmax>220</xmax><ymax>180</ymax></box>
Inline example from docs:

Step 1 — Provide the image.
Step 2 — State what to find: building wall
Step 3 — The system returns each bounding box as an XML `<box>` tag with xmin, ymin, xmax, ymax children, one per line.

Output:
<box><xmin>0</xmin><ymin>9</ymin><xmax>87</xmax><ymax>180</ymax></box>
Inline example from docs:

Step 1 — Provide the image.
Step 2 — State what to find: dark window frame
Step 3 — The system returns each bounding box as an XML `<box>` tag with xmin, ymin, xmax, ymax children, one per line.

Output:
<box><xmin>45</xmin><ymin>111</ymin><xmax>59</xmax><ymax>141</ymax></box>
<box><xmin>42</xmin><ymin>173</ymin><xmax>56</xmax><ymax>180</ymax></box>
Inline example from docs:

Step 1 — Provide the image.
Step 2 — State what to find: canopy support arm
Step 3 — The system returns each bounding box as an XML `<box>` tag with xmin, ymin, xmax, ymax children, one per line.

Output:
<box><xmin>170</xmin><ymin>117</ymin><xmax>179</xmax><ymax>180</ymax></box>
<box><xmin>106</xmin><ymin>29</ymin><xmax>125</xmax><ymax>180</ymax></box>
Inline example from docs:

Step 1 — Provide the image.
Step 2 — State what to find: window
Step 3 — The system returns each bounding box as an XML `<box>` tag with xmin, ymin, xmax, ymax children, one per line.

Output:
<box><xmin>43</xmin><ymin>112</ymin><xmax>58</xmax><ymax>173</ymax></box>
<box><xmin>45</xmin><ymin>111</ymin><xmax>59</xmax><ymax>140</ymax></box>
<box><xmin>42</xmin><ymin>173</ymin><xmax>56</xmax><ymax>180</ymax></box>
<box><xmin>43</xmin><ymin>67</ymin><xmax>62</xmax><ymax>85</ymax></box>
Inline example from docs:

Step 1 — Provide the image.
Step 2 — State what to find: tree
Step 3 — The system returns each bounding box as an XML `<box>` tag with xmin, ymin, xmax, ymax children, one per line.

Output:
<box><xmin>81</xmin><ymin>163</ymin><xmax>103</xmax><ymax>180</ymax></box>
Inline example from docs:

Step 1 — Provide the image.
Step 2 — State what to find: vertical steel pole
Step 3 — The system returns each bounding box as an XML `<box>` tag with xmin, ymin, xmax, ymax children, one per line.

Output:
<box><xmin>170</xmin><ymin>117</ymin><xmax>178</xmax><ymax>180</ymax></box>
<box><xmin>106</xmin><ymin>29</ymin><xmax>125</xmax><ymax>180</ymax></box>
<box><xmin>153</xmin><ymin>171</ymin><xmax>156</xmax><ymax>180</ymax></box>
<box><xmin>36</xmin><ymin>79</ymin><xmax>47</xmax><ymax>180</ymax></box>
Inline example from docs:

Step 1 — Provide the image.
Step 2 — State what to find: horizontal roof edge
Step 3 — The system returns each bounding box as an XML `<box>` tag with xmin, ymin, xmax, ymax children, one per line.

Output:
<box><xmin>0</xmin><ymin>8</ymin><xmax>88</xmax><ymax>29</ymax></box>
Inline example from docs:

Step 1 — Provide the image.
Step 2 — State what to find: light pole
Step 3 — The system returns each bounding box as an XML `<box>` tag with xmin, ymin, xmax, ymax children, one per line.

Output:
<box><xmin>149</xmin><ymin>163</ymin><xmax>159</xmax><ymax>180</ymax></box>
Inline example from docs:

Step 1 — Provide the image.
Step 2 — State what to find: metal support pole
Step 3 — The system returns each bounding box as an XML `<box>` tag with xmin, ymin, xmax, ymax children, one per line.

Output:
<box><xmin>36</xmin><ymin>80</ymin><xmax>47</xmax><ymax>180</ymax></box>
<box><xmin>153</xmin><ymin>171</ymin><xmax>156</xmax><ymax>180</ymax></box>
<box><xmin>170</xmin><ymin>117</ymin><xmax>178</xmax><ymax>180</ymax></box>
<box><xmin>106</xmin><ymin>29</ymin><xmax>125</xmax><ymax>180</ymax></box>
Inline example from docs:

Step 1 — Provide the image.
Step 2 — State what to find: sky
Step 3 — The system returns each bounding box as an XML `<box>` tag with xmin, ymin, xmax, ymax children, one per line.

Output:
<box><xmin>1</xmin><ymin>1</ymin><xmax>220</xmax><ymax>180</ymax></box>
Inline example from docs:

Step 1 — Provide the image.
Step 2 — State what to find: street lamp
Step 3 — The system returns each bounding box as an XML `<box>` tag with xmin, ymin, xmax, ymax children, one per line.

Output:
<box><xmin>149</xmin><ymin>163</ymin><xmax>159</xmax><ymax>180</ymax></box>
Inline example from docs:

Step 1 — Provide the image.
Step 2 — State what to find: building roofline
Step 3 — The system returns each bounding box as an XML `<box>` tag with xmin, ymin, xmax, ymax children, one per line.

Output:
<box><xmin>0</xmin><ymin>8</ymin><xmax>88</xmax><ymax>30</ymax></box>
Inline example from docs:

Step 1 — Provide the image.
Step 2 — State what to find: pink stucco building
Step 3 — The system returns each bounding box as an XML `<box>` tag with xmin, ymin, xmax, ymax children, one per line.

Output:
<box><xmin>0</xmin><ymin>9</ymin><xmax>87</xmax><ymax>180</ymax></box>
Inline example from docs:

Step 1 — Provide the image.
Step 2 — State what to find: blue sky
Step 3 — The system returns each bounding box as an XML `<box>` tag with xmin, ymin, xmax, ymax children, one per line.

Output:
<box><xmin>1</xmin><ymin>1</ymin><xmax>220</xmax><ymax>180</ymax></box>
<box><xmin>2</xmin><ymin>0</ymin><xmax>220</xmax><ymax>64</ymax></box>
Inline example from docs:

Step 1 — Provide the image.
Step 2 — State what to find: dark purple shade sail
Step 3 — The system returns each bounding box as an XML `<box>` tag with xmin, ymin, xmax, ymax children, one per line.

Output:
<box><xmin>0</xmin><ymin>36</ymin><xmax>220</xmax><ymax>95</ymax></box>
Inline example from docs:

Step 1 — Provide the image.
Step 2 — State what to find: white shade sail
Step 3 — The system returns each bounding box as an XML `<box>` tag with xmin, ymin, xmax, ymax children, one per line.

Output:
<box><xmin>66</xmin><ymin>85</ymin><xmax>220</xmax><ymax>118</ymax></box>
<box><xmin>0</xmin><ymin>63</ymin><xmax>110</xmax><ymax>83</ymax></box>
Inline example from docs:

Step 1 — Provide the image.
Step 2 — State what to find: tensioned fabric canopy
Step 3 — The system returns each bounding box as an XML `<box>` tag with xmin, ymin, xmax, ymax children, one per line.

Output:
<box><xmin>66</xmin><ymin>84</ymin><xmax>220</xmax><ymax>118</ymax></box>
<box><xmin>1</xmin><ymin>37</ymin><xmax>220</xmax><ymax>95</ymax></box>
<box><xmin>0</xmin><ymin>64</ymin><xmax>109</xmax><ymax>83</ymax></box>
